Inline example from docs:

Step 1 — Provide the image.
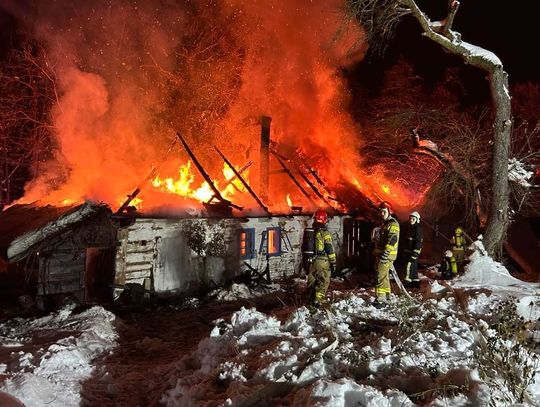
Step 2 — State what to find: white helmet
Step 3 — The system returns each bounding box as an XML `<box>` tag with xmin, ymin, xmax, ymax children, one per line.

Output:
<box><xmin>409</xmin><ymin>211</ymin><xmax>420</xmax><ymax>221</ymax></box>
<box><xmin>445</xmin><ymin>250</ymin><xmax>453</xmax><ymax>258</ymax></box>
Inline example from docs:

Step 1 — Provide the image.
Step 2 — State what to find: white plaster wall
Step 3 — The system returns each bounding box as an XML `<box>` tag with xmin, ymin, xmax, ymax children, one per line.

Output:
<box><xmin>115</xmin><ymin>215</ymin><xmax>347</xmax><ymax>295</ymax></box>
<box><xmin>239</xmin><ymin>215</ymin><xmax>345</xmax><ymax>280</ymax></box>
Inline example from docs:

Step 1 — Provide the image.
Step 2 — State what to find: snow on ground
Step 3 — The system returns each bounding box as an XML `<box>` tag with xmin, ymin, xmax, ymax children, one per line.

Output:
<box><xmin>210</xmin><ymin>282</ymin><xmax>283</xmax><ymax>301</ymax></box>
<box><xmin>0</xmin><ymin>305</ymin><xmax>117</xmax><ymax>407</ymax></box>
<box><xmin>1</xmin><ymin>243</ymin><xmax>539</xmax><ymax>406</ymax></box>
<box><xmin>160</xmin><ymin>244</ymin><xmax>540</xmax><ymax>406</ymax></box>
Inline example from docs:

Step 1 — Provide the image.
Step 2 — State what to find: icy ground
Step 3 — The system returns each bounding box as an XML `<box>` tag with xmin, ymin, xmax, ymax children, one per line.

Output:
<box><xmin>1</xmin><ymin>242</ymin><xmax>539</xmax><ymax>406</ymax></box>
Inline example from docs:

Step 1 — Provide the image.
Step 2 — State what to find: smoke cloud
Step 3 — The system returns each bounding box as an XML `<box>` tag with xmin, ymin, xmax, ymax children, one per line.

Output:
<box><xmin>3</xmin><ymin>0</ymin><xmax>368</xmax><ymax>211</ymax></box>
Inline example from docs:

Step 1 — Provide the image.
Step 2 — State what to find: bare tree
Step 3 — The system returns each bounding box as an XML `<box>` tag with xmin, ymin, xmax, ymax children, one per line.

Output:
<box><xmin>0</xmin><ymin>38</ymin><xmax>57</xmax><ymax>206</ymax></box>
<box><xmin>347</xmin><ymin>0</ymin><xmax>511</xmax><ymax>257</ymax></box>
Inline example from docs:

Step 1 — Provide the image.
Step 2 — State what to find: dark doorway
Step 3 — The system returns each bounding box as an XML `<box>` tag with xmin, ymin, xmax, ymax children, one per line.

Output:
<box><xmin>343</xmin><ymin>219</ymin><xmax>375</xmax><ymax>274</ymax></box>
<box><xmin>85</xmin><ymin>248</ymin><xmax>115</xmax><ymax>302</ymax></box>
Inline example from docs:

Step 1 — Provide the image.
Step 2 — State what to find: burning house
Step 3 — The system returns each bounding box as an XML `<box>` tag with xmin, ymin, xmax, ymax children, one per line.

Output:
<box><xmin>0</xmin><ymin>1</ymin><xmax>427</xmax><ymax>307</ymax></box>
<box><xmin>0</xmin><ymin>117</ymin><xmax>379</xmax><ymax>307</ymax></box>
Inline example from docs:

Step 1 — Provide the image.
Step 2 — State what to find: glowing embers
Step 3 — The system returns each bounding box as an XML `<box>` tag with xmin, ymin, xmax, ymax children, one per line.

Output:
<box><xmin>150</xmin><ymin>161</ymin><xmax>249</xmax><ymax>204</ymax></box>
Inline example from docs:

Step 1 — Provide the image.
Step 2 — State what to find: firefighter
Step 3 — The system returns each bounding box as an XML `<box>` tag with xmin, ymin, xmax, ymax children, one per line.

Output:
<box><xmin>451</xmin><ymin>226</ymin><xmax>466</xmax><ymax>270</ymax></box>
<box><xmin>373</xmin><ymin>202</ymin><xmax>400</xmax><ymax>308</ymax></box>
<box><xmin>439</xmin><ymin>250</ymin><xmax>458</xmax><ymax>279</ymax></box>
<box><xmin>306</xmin><ymin>208</ymin><xmax>336</xmax><ymax>309</ymax></box>
<box><xmin>403</xmin><ymin>211</ymin><xmax>423</xmax><ymax>288</ymax></box>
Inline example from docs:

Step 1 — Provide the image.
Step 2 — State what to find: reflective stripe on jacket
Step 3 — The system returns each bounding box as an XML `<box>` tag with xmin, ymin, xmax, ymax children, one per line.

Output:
<box><xmin>405</xmin><ymin>222</ymin><xmax>423</xmax><ymax>258</ymax></box>
<box><xmin>375</xmin><ymin>216</ymin><xmax>400</xmax><ymax>261</ymax></box>
<box><xmin>314</xmin><ymin>228</ymin><xmax>336</xmax><ymax>264</ymax></box>
<box><xmin>452</xmin><ymin>234</ymin><xmax>464</xmax><ymax>249</ymax></box>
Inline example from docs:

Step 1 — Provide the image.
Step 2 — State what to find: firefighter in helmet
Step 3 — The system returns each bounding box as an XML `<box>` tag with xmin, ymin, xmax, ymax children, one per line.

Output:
<box><xmin>403</xmin><ymin>210</ymin><xmax>423</xmax><ymax>288</ymax></box>
<box><xmin>451</xmin><ymin>226</ymin><xmax>466</xmax><ymax>270</ymax></box>
<box><xmin>439</xmin><ymin>250</ymin><xmax>458</xmax><ymax>279</ymax></box>
<box><xmin>306</xmin><ymin>208</ymin><xmax>336</xmax><ymax>308</ymax></box>
<box><xmin>373</xmin><ymin>202</ymin><xmax>400</xmax><ymax>308</ymax></box>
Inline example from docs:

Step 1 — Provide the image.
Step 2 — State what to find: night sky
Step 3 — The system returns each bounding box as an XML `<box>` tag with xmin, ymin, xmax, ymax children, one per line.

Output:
<box><xmin>408</xmin><ymin>0</ymin><xmax>540</xmax><ymax>82</ymax></box>
<box><xmin>0</xmin><ymin>1</ymin><xmax>538</xmax><ymax>81</ymax></box>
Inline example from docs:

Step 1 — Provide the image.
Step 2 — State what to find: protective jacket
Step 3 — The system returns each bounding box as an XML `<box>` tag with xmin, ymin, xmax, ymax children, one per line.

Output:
<box><xmin>451</xmin><ymin>228</ymin><xmax>466</xmax><ymax>266</ymax></box>
<box><xmin>375</xmin><ymin>216</ymin><xmax>400</xmax><ymax>263</ymax></box>
<box><xmin>404</xmin><ymin>223</ymin><xmax>423</xmax><ymax>259</ymax></box>
<box><xmin>307</xmin><ymin>226</ymin><xmax>336</xmax><ymax>306</ymax></box>
<box><xmin>452</xmin><ymin>234</ymin><xmax>464</xmax><ymax>250</ymax></box>
<box><xmin>314</xmin><ymin>227</ymin><xmax>336</xmax><ymax>266</ymax></box>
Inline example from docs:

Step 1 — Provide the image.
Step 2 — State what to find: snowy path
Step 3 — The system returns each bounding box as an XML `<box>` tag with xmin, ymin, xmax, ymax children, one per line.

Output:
<box><xmin>78</xmin><ymin>295</ymin><xmax>289</xmax><ymax>406</ymax></box>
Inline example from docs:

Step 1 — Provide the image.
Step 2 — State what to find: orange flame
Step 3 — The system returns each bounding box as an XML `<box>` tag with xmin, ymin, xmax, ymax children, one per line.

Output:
<box><xmin>13</xmin><ymin>1</ymin><xmax>440</xmax><ymax>215</ymax></box>
<box><xmin>147</xmin><ymin>161</ymin><xmax>249</xmax><ymax>205</ymax></box>
<box><xmin>286</xmin><ymin>194</ymin><xmax>292</xmax><ymax>207</ymax></box>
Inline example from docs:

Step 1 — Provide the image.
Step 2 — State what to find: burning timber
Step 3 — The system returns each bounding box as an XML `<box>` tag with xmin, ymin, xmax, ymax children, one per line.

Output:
<box><xmin>0</xmin><ymin>201</ymin><xmax>375</xmax><ymax>309</ymax></box>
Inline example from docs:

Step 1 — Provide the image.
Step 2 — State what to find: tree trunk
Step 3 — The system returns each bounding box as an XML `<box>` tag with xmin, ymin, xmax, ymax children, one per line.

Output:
<box><xmin>401</xmin><ymin>0</ymin><xmax>511</xmax><ymax>257</ymax></box>
<box><xmin>483</xmin><ymin>68</ymin><xmax>511</xmax><ymax>256</ymax></box>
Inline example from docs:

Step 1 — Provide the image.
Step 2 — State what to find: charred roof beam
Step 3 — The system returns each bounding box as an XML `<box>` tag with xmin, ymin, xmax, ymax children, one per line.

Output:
<box><xmin>177</xmin><ymin>132</ymin><xmax>243</xmax><ymax>211</ymax></box>
<box><xmin>116</xmin><ymin>138</ymin><xmax>179</xmax><ymax>215</ymax></box>
<box><xmin>214</xmin><ymin>146</ymin><xmax>271</xmax><ymax>215</ymax></box>
<box><xmin>269</xmin><ymin>150</ymin><xmax>318</xmax><ymax>207</ymax></box>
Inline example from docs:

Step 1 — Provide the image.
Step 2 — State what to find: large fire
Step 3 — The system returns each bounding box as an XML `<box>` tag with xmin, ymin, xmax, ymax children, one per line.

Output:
<box><xmin>13</xmin><ymin>0</ymin><xmax>434</xmax><ymax>216</ymax></box>
<box><xmin>146</xmin><ymin>161</ymin><xmax>248</xmax><ymax>209</ymax></box>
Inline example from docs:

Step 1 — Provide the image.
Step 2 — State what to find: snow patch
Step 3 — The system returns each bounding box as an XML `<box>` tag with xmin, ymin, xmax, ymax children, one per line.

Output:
<box><xmin>211</xmin><ymin>282</ymin><xmax>282</xmax><ymax>301</ymax></box>
<box><xmin>509</xmin><ymin>157</ymin><xmax>534</xmax><ymax>187</ymax></box>
<box><xmin>0</xmin><ymin>306</ymin><xmax>117</xmax><ymax>407</ymax></box>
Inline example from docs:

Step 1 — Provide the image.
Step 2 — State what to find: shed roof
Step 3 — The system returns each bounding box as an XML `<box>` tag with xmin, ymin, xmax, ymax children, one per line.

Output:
<box><xmin>0</xmin><ymin>202</ymin><xmax>110</xmax><ymax>262</ymax></box>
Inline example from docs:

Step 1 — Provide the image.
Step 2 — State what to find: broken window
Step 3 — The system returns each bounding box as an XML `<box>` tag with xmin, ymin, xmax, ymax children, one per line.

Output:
<box><xmin>239</xmin><ymin>228</ymin><xmax>255</xmax><ymax>259</ymax></box>
<box><xmin>267</xmin><ymin>227</ymin><xmax>281</xmax><ymax>256</ymax></box>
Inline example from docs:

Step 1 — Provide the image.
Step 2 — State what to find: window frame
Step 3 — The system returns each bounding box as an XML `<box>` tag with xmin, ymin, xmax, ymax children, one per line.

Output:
<box><xmin>239</xmin><ymin>228</ymin><xmax>256</xmax><ymax>259</ymax></box>
<box><xmin>266</xmin><ymin>227</ymin><xmax>282</xmax><ymax>257</ymax></box>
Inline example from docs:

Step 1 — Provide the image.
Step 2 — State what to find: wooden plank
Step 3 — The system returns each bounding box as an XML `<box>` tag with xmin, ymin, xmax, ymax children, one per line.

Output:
<box><xmin>270</xmin><ymin>151</ymin><xmax>317</xmax><ymax>206</ymax></box>
<box><xmin>126</xmin><ymin>245</ymin><xmax>155</xmax><ymax>255</ymax></box>
<box><xmin>125</xmin><ymin>270</ymin><xmax>152</xmax><ymax>281</ymax></box>
<box><xmin>47</xmin><ymin>268</ymin><xmax>82</xmax><ymax>279</ymax></box>
<box><xmin>124</xmin><ymin>252</ymin><xmax>155</xmax><ymax>264</ymax></box>
<box><xmin>125</xmin><ymin>262</ymin><xmax>153</xmax><ymax>273</ymax></box>
<box><xmin>176</xmin><ymin>132</ymin><xmax>241</xmax><ymax>210</ymax></box>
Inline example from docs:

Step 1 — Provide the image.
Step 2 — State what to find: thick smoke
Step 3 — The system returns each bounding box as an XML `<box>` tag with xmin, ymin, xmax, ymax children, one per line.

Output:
<box><xmin>3</xmin><ymin>0</ymin><xmax>367</xmax><ymax>210</ymax></box>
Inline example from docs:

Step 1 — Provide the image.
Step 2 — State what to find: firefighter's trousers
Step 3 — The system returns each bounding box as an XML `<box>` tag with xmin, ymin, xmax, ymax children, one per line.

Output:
<box><xmin>375</xmin><ymin>257</ymin><xmax>394</xmax><ymax>300</ymax></box>
<box><xmin>452</xmin><ymin>247</ymin><xmax>465</xmax><ymax>270</ymax></box>
<box><xmin>307</xmin><ymin>258</ymin><xmax>330</xmax><ymax>304</ymax></box>
<box><xmin>405</xmin><ymin>256</ymin><xmax>419</xmax><ymax>282</ymax></box>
